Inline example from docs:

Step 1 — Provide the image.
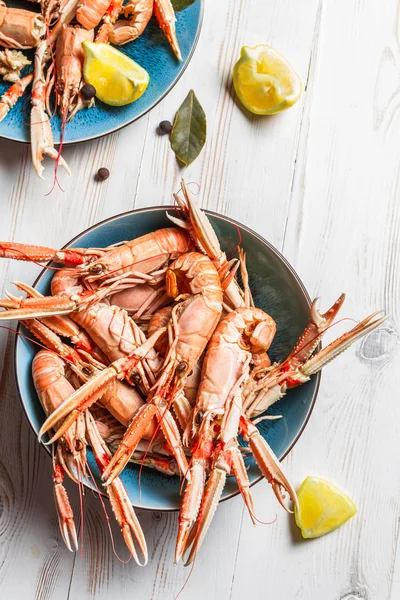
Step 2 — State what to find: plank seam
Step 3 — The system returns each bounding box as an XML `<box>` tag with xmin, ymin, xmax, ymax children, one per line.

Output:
<box><xmin>281</xmin><ymin>0</ymin><xmax>323</xmax><ymax>253</ymax></box>
<box><xmin>132</xmin><ymin>114</ymin><xmax>151</xmax><ymax>210</ymax></box>
<box><xmin>388</xmin><ymin>514</ymin><xmax>400</xmax><ymax>600</ymax></box>
<box><xmin>66</xmin><ymin>551</ymin><xmax>77</xmax><ymax>600</ymax></box>
<box><xmin>228</xmin><ymin>503</ymin><xmax>245</xmax><ymax>600</ymax></box>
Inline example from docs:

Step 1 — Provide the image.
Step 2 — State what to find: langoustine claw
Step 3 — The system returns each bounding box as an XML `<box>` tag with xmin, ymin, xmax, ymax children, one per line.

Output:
<box><xmin>154</xmin><ymin>0</ymin><xmax>182</xmax><ymax>60</ymax></box>
<box><xmin>109</xmin><ymin>0</ymin><xmax>153</xmax><ymax>45</ymax></box>
<box><xmin>31</xmin><ymin>44</ymin><xmax>70</xmax><ymax>179</ymax></box>
<box><xmin>85</xmin><ymin>411</ymin><xmax>148</xmax><ymax>564</ymax></box>
<box><xmin>30</xmin><ymin>0</ymin><xmax>80</xmax><ymax>179</ymax></box>
<box><xmin>0</xmin><ymin>73</ymin><xmax>33</xmax><ymax>122</ymax></box>
<box><xmin>52</xmin><ymin>454</ymin><xmax>79</xmax><ymax>552</ymax></box>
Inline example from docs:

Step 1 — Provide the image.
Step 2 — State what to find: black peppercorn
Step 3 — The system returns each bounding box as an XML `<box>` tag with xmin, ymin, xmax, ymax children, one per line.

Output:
<box><xmin>158</xmin><ymin>120</ymin><xmax>173</xmax><ymax>135</ymax></box>
<box><xmin>81</xmin><ymin>83</ymin><xmax>96</xmax><ymax>100</ymax></box>
<box><xmin>96</xmin><ymin>167</ymin><xmax>110</xmax><ymax>181</ymax></box>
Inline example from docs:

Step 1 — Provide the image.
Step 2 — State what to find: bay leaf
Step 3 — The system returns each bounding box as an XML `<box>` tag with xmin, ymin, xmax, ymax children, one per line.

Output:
<box><xmin>172</xmin><ymin>0</ymin><xmax>197</xmax><ymax>11</ymax></box>
<box><xmin>171</xmin><ymin>90</ymin><xmax>206</xmax><ymax>167</ymax></box>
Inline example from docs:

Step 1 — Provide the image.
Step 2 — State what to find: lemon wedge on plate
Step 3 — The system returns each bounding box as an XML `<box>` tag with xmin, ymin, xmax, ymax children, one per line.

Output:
<box><xmin>295</xmin><ymin>476</ymin><xmax>357</xmax><ymax>539</ymax></box>
<box><xmin>233</xmin><ymin>44</ymin><xmax>302</xmax><ymax>115</ymax></box>
<box><xmin>82</xmin><ymin>41</ymin><xmax>150</xmax><ymax>107</ymax></box>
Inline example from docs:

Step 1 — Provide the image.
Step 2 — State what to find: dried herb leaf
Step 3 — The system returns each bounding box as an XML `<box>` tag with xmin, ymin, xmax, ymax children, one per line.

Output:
<box><xmin>172</xmin><ymin>0</ymin><xmax>197</xmax><ymax>11</ymax></box>
<box><xmin>171</xmin><ymin>90</ymin><xmax>206</xmax><ymax>167</ymax></box>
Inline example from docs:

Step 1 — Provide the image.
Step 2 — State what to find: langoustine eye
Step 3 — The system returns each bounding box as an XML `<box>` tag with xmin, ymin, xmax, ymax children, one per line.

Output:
<box><xmin>195</xmin><ymin>411</ymin><xmax>203</xmax><ymax>426</ymax></box>
<box><xmin>89</xmin><ymin>263</ymin><xmax>105</xmax><ymax>274</ymax></box>
<box><xmin>176</xmin><ymin>361</ymin><xmax>188</xmax><ymax>376</ymax></box>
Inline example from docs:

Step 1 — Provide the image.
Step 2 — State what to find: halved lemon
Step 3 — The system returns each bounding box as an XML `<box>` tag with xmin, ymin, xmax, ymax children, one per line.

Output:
<box><xmin>233</xmin><ymin>44</ymin><xmax>302</xmax><ymax>115</ymax></box>
<box><xmin>82</xmin><ymin>41</ymin><xmax>149</xmax><ymax>107</ymax></box>
<box><xmin>295</xmin><ymin>476</ymin><xmax>357</xmax><ymax>539</ymax></box>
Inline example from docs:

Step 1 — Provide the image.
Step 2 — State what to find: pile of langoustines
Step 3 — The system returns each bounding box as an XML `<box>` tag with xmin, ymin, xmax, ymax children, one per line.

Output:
<box><xmin>0</xmin><ymin>180</ymin><xmax>384</xmax><ymax>565</ymax></box>
<box><xmin>0</xmin><ymin>0</ymin><xmax>181</xmax><ymax>177</ymax></box>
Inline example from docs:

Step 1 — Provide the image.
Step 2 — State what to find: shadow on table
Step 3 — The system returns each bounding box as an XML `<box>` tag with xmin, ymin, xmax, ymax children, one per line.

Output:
<box><xmin>0</xmin><ymin>138</ymin><xmax>29</xmax><ymax>172</ymax></box>
<box><xmin>0</xmin><ymin>136</ymin><xmax>92</xmax><ymax>188</ymax></box>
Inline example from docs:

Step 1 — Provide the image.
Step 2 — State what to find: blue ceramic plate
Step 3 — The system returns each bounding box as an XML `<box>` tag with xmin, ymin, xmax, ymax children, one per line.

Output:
<box><xmin>14</xmin><ymin>208</ymin><xmax>320</xmax><ymax>510</ymax></box>
<box><xmin>0</xmin><ymin>1</ymin><xmax>203</xmax><ymax>144</ymax></box>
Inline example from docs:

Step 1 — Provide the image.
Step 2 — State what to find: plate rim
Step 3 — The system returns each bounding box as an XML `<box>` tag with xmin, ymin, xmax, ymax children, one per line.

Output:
<box><xmin>14</xmin><ymin>205</ymin><xmax>321</xmax><ymax>512</ymax></box>
<box><xmin>0</xmin><ymin>0</ymin><xmax>204</xmax><ymax>146</ymax></box>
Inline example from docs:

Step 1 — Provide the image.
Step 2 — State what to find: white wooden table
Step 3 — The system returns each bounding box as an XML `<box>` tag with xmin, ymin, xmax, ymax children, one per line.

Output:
<box><xmin>0</xmin><ymin>1</ymin><xmax>399</xmax><ymax>598</ymax></box>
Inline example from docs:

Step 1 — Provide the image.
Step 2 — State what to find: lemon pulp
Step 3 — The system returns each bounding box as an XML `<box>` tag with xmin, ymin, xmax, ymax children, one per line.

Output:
<box><xmin>295</xmin><ymin>476</ymin><xmax>357</xmax><ymax>539</ymax></box>
<box><xmin>83</xmin><ymin>41</ymin><xmax>149</xmax><ymax>107</ymax></box>
<box><xmin>233</xmin><ymin>44</ymin><xmax>302</xmax><ymax>115</ymax></box>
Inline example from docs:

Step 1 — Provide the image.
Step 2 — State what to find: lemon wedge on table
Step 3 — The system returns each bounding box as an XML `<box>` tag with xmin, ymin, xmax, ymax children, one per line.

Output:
<box><xmin>82</xmin><ymin>42</ymin><xmax>150</xmax><ymax>107</ymax></box>
<box><xmin>233</xmin><ymin>44</ymin><xmax>302</xmax><ymax>115</ymax></box>
<box><xmin>295</xmin><ymin>476</ymin><xmax>357</xmax><ymax>539</ymax></box>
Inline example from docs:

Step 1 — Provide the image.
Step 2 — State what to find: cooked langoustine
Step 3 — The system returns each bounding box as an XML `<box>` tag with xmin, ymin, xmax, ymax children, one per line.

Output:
<box><xmin>23</xmin><ymin>305</ymin><xmax>160</xmax><ymax>443</ymax></box>
<box><xmin>36</xmin><ymin>326</ymin><xmax>165</xmax><ymax>441</ymax></box>
<box><xmin>101</xmin><ymin>251</ymin><xmax>223</xmax><ymax>485</ymax></box>
<box><xmin>33</xmin><ymin>349</ymin><xmax>148</xmax><ymax>563</ymax></box>
<box><xmin>95</xmin><ymin>0</ymin><xmax>124</xmax><ymax>42</ymax></box>
<box><xmin>0</xmin><ymin>240</ymin><xmax>106</xmax><ymax>264</ymax></box>
<box><xmin>179</xmin><ymin>298</ymin><xmax>387</xmax><ymax>564</ymax></box>
<box><xmin>176</xmin><ymin>306</ymin><xmax>278</xmax><ymax>563</ymax></box>
<box><xmin>32</xmin><ymin>350</ymin><xmax>82</xmax><ymax>552</ymax></box>
<box><xmin>30</xmin><ymin>0</ymin><xmax>80</xmax><ymax>179</ymax></box>
<box><xmin>0</xmin><ymin>3</ymin><xmax>45</xmax><ymax>49</ymax></box>
<box><xmin>153</xmin><ymin>0</ymin><xmax>181</xmax><ymax>60</ymax></box>
<box><xmin>109</xmin><ymin>0</ymin><xmax>153</xmax><ymax>45</ymax></box>
<box><xmin>51</xmin><ymin>25</ymin><xmax>94</xmax><ymax>122</ymax></box>
<box><xmin>168</xmin><ymin>180</ymin><xmax>245</xmax><ymax>311</ymax></box>
<box><xmin>97</xmin><ymin>0</ymin><xmax>181</xmax><ymax>59</ymax></box>
<box><xmin>0</xmin><ymin>228</ymin><xmax>194</xmax><ymax>319</ymax></box>
<box><xmin>83</xmin><ymin>409</ymin><xmax>148</xmax><ymax>563</ymax></box>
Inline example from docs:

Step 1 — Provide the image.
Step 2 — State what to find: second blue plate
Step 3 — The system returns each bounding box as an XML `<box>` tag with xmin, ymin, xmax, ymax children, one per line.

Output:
<box><xmin>0</xmin><ymin>0</ymin><xmax>203</xmax><ymax>143</ymax></box>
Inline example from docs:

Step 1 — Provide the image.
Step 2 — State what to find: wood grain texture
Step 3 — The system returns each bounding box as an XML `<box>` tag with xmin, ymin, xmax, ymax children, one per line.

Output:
<box><xmin>0</xmin><ymin>0</ymin><xmax>399</xmax><ymax>599</ymax></box>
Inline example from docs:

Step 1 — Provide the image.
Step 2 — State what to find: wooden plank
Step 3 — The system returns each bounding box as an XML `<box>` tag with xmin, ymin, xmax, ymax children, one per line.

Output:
<box><xmin>67</xmin><ymin>496</ymin><xmax>244</xmax><ymax>600</ymax></box>
<box><xmin>232</xmin><ymin>1</ymin><xmax>400</xmax><ymax>599</ymax></box>
<box><xmin>0</xmin><ymin>120</ymin><xmax>150</xmax><ymax>248</ymax></box>
<box><xmin>135</xmin><ymin>0</ymin><xmax>320</xmax><ymax>252</ymax></box>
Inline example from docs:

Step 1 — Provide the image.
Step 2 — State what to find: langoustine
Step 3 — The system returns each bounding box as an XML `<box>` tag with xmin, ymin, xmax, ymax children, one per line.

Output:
<box><xmin>33</xmin><ymin>349</ymin><xmax>148</xmax><ymax>563</ymax></box>
<box><xmin>0</xmin><ymin>3</ymin><xmax>45</xmax><ymax>49</ymax></box>
<box><xmin>178</xmin><ymin>299</ymin><xmax>386</xmax><ymax>564</ymax></box>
